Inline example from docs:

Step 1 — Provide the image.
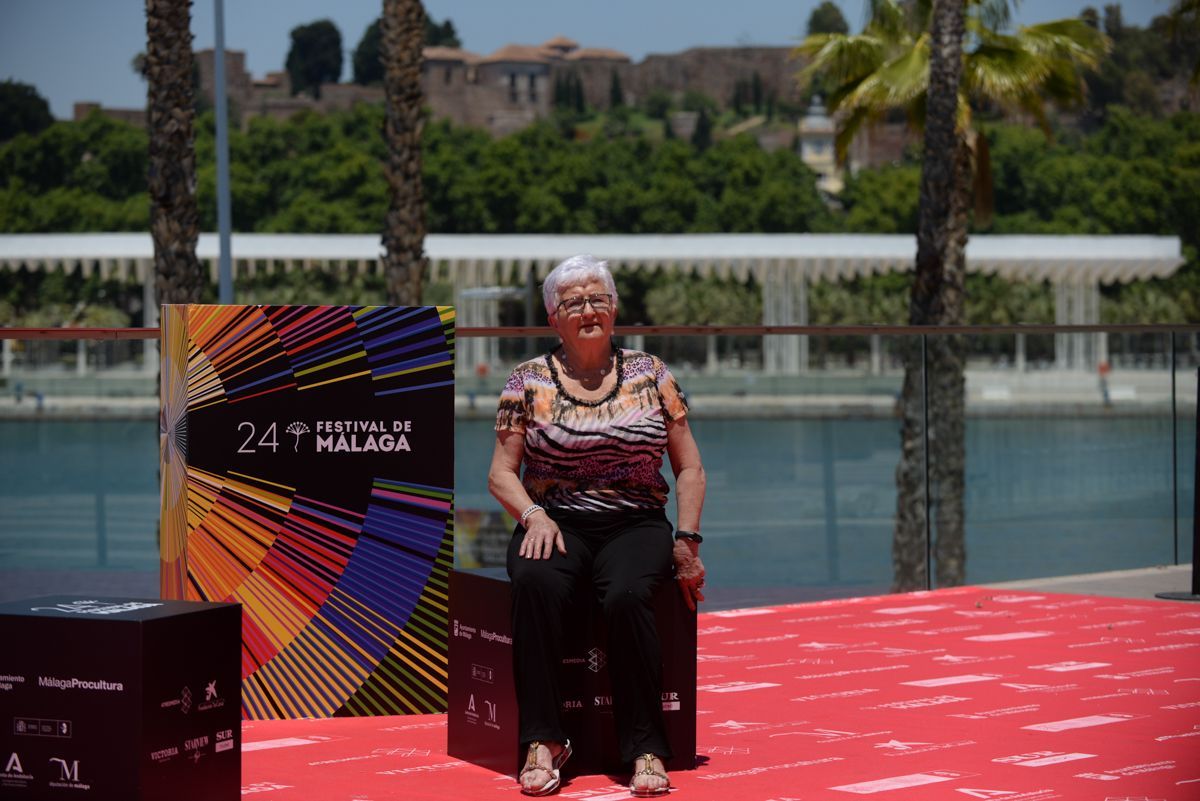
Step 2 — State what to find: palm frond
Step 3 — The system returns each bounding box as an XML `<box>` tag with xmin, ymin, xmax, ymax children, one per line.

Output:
<box><xmin>1017</xmin><ymin>19</ymin><xmax>1111</xmax><ymax>69</ymax></box>
<box><xmin>965</xmin><ymin>39</ymin><xmax>1052</xmax><ymax>104</ymax></box>
<box><xmin>795</xmin><ymin>33</ymin><xmax>888</xmax><ymax>91</ymax></box>
<box><xmin>833</xmin><ymin>104</ymin><xmax>877</xmax><ymax>165</ymax></box>
<box><xmin>865</xmin><ymin>0</ymin><xmax>913</xmax><ymax>41</ymax></box>
<box><xmin>975</xmin><ymin>0</ymin><xmax>1014</xmax><ymax>32</ymax></box>
<box><xmin>842</xmin><ymin>33</ymin><xmax>929</xmax><ymax>113</ymax></box>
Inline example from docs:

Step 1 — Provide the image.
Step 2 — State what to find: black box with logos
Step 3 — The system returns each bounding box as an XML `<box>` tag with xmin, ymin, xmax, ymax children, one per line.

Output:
<box><xmin>0</xmin><ymin>596</ymin><xmax>240</xmax><ymax>800</ymax></box>
<box><xmin>447</xmin><ymin>568</ymin><xmax>696</xmax><ymax>776</ymax></box>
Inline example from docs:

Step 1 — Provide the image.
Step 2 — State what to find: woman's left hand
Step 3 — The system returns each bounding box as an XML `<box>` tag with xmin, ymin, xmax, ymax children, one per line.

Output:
<box><xmin>672</xmin><ymin>538</ymin><xmax>706</xmax><ymax>611</ymax></box>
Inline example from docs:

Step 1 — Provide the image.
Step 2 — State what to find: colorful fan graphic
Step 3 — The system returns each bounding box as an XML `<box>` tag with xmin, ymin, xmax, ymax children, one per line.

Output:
<box><xmin>160</xmin><ymin>305</ymin><xmax>455</xmax><ymax>719</ymax></box>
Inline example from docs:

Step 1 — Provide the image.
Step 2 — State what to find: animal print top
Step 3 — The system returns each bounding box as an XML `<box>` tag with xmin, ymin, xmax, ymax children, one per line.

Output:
<box><xmin>495</xmin><ymin>349</ymin><xmax>689</xmax><ymax>512</ymax></box>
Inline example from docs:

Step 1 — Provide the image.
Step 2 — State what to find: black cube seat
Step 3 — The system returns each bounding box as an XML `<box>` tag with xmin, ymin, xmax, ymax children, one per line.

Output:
<box><xmin>447</xmin><ymin>568</ymin><xmax>696</xmax><ymax>775</ymax></box>
<box><xmin>0</xmin><ymin>596</ymin><xmax>241</xmax><ymax>801</ymax></box>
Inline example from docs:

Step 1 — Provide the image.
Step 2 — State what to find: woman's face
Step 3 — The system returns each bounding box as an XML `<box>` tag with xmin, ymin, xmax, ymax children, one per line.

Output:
<box><xmin>548</xmin><ymin>279</ymin><xmax>617</xmax><ymax>347</ymax></box>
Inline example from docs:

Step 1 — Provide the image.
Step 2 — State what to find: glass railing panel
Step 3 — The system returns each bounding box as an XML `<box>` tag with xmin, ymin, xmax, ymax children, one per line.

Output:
<box><xmin>454</xmin><ymin>333</ymin><xmax>925</xmax><ymax>608</ymax></box>
<box><xmin>938</xmin><ymin>330</ymin><xmax>1177</xmax><ymax>589</ymax></box>
<box><xmin>1173</xmin><ymin>332</ymin><xmax>1197</xmax><ymax>566</ymax></box>
<box><xmin>0</xmin><ymin>410</ymin><xmax>160</xmax><ymax>602</ymax></box>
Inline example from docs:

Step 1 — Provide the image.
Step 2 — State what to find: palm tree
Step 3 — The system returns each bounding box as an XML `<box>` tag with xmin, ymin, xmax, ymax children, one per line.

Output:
<box><xmin>796</xmin><ymin>0</ymin><xmax>1108</xmax><ymax>591</ymax></box>
<box><xmin>145</xmin><ymin>0</ymin><xmax>205</xmax><ymax>303</ymax></box>
<box><xmin>381</xmin><ymin>0</ymin><xmax>428</xmax><ymax>306</ymax></box>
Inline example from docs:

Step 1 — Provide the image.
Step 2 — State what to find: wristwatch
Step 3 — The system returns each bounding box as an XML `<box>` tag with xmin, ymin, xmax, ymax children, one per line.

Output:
<box><xmin>674</xmin><ymin>530</ymin><xmax>703</xmax><ymax>543</ymax></box>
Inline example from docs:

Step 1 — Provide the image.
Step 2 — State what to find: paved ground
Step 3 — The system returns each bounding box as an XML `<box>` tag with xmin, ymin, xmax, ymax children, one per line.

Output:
<box><xmin>983</xmin><ymin>563</ymin><xmax>1197</xmax><ymax>601</ymax></box>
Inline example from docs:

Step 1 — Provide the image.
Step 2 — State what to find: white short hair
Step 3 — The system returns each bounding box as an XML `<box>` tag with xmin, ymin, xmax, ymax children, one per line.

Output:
<box><xmin>542</xmin><ymin>255</ymin><xmax>618</xmax><ymax>315</ymax></box>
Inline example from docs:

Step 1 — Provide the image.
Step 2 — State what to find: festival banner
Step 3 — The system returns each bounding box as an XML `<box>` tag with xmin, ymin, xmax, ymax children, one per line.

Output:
<box><xmin>159</xmin><ymin>305</ymin><xmax>455</xmax><ymax>719</ymax></box>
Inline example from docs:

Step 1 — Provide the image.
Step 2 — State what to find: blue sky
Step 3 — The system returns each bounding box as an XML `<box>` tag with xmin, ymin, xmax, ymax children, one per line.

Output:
<box><xmin>0</xmin><ymin>0</ymin><xmax>1173</xmax><ymax>119</ymax></box>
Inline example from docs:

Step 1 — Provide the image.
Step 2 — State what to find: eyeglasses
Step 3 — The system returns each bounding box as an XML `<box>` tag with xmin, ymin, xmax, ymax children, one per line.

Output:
<box><xmin>555</xmin><ymin>293</ymin><xmax>613</xmax><ymax>315</ymax></box>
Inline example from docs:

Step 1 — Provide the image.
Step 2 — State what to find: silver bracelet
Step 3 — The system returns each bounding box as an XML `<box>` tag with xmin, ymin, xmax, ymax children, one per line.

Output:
<box><xmin>519</xmin><ymin>503</ymin><xmax>544</xmax><ymax>526</ymax></box>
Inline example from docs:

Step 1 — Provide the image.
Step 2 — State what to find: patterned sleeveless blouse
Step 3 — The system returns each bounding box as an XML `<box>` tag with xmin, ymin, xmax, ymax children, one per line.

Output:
<box><xmin>495</xmin><ymin>349</ymin><xmax>689</xmax><ymax>512</ymax></box>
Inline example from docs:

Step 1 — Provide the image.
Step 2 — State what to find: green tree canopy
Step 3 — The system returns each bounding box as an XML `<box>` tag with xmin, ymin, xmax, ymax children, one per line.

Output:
<box><xmin>353</xmin><ymin>15</ymin><xmax>462</xmax><ymax>86</ymax></box>
<box><xmin>807</xmin><ymin>1</ymin><xmax>849</xmax><ymax>36</ymax></box>
<box><xmin>0</xmin><ymin>80</ymin><xmax>54</xmax><ymax>142</ymax></box>
<box><xmin>286</xmin><ymin>19</ymin><xmax>343</xmax><ymax>99</ymax></box>
<box><xmin>425</xmin><ymin>17</ymin><xmax>461</xmax><ymax>48</ymax></box>
<box><xmin>352</xmin><ymin>19</ymin><xmax>384</xmax><ymax>86</ymax></box>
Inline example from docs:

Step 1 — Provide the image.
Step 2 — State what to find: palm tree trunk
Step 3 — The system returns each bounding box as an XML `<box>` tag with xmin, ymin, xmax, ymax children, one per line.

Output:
<box><xmin>893</xmin><ymin>0</ymin><xmax>969</xmax><ymax>591</ymax></box>
<box><xmin>145</xmin><ymin>0</ymin><xmax>204</xmax><ymax>304</ymax></box>
<box><xmin>382</xmin><ymin>0</ymin><xmax>427</xmax><ymax>306</ymax></box>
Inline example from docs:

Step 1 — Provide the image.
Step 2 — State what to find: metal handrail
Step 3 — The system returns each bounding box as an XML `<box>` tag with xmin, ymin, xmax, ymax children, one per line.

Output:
<box><xmin>3</xmin><ymin>323</ymin><xmax>1200</xmax><ymax>340</ymax></box>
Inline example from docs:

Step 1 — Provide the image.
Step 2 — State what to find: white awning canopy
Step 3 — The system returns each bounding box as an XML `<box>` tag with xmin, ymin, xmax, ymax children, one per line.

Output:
<box><xmin>0</xmin><ymin>233</ymin><xmax>1184</xmax><ymax>286</ymax></box>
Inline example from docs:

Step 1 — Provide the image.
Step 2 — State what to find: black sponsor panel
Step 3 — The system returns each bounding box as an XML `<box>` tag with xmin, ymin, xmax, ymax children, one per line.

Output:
<box><xmin>447</xmin><ymin>569</ymin><xmax>696</xmax><ymax>775</ymax></box>
<box><xmin>0</xmin><ymin>597</ymin><xmax>239</xmax><ymax>800</ymax></box>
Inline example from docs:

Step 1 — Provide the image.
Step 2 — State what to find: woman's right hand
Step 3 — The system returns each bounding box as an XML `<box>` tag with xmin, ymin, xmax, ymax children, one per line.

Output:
<box><xmin>518</xmin><ymin>511</ymin><xmax>566</xmax><ymax>560</ymax></box>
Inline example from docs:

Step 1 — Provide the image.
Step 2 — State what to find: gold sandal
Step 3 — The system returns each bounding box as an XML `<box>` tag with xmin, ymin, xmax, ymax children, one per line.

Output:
<box><xmin>519</xmin><ymin>739</ymin><xmax>572</xmax><ymax>796</ymax></box>
<box><xmin>629</xmin><ymin>753</ymin><xmax>670</xmax><ymax>797</ymax></box>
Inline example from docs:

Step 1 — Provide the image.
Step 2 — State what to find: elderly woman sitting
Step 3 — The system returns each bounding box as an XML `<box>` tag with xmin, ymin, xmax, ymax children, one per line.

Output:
<box><xmin>488</xmin><ymin>254</ymin><xmax>707</xmax><ymax>797</ymax></box>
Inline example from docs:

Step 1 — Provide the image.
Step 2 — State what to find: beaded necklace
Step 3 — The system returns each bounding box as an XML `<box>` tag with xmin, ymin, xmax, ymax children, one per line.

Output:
<box><xmin>545</xmin><ymin>347</ymin><xmax>624</xmax><ymax>407</ymax></box>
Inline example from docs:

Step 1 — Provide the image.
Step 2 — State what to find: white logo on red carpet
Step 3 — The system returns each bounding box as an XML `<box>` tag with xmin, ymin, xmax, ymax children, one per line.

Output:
<box><xmin>994</xmin><ymin>751</ymin><xmax>1096</xmax><ymax>767</ymax></box>
<box><xmin>988</xmin><ymin>594</ymin><xmax>1046</xmax><ymax>604</ymax></box>
<box><xmin>1097</xmin><ymin>667</ymin><xmax>1175</xmax><ymax>680</ymax></box>
<box><xmin>874</xmin><ymin>604</ymin><xmax>953</xmax><ymax>615</ymax></box>
<box><xmin>874</xmin><ymin>738</ymin><xmax>975</xmax><ymax>756</ymax></box>
<box><xmin>1155</xmin><ymin>724</ymin><xmax>1200</xmax><ymax>741</ymax></box>
<box><xmin>902</xmin><ymin>673</ymin><xmax>1003</xmax><ymax>688</ymax></box>
<box><xmin>956</xmin><ymin>790</ymin><xmax>1061</xmax><ymax>800</ymax></box>
<box><xmin>874</xmin><ymin>739</ymin><xmax>928</xmax><ymax>750</ymax></box>
<box><xmin>769</xmin><ymin>728</ymin><xmax>891</xmax><ymax>742</ymax></box>
<box><xmin>851</xmin><ymin>646</ymin><xmax>943</xmax><ymax>658</ymax></box>
<box><xmin>697</xmin><ymin>681</ymin><xmax>781</xmax><ymax>693</ymax></box>
<box><xmin>1022</xmin><ymin>713</ymin><xmax>1139</xmax><ymax>732</ymax></box>
<box><xmin>710</xmin><ymin>719</ymin><xmax>767</xmax><ymax>730</ymax></box>
<box><xmin>965</xmin><ymin>631</ymin><xmax>1053</xmax><ymax>642</ymax></box>
<box><xmin>1079</xmin><ymin>620</ymin><xmax>1144</xmax><ymax>630</ymax></box>
<box><xmin>796</xmin><ymin>640</ymin><xmax>856</xmax><ymax>650</ymax></box>
<box><xmin>696</xmin><ymin>653</ymin><xmax>757</xmax><ymax>664</ymax></box>
<box><xmin>241</xmin><ymin>783</ymin><xmax>293</xmax><ymax>794</ymax></box>
<box><xmin>1131</xmin><ymin>642</ymin><xmax>1199</xmax><ymax>653</ymax></box>
<box><xmin>745</xmin><ymin>657</ymin><xmax>833</xmax><ymax>670</ymax></box>
<box><xmin>1000</xmin><ymin>682</ymin><xmax>1080</xmax><ymax>694</ymax></box>
<box><xmin>781</xmin><ymin>613</ymin><xmax>854</xmax><ymax>624</ymax></box>
<box><xmin>1067</xmin><ymin>638</ymin><xmax>1143</xmax><ymax>649</ymax></box>
<box><xmin>1077</xmin><ymin>760</ymin><xmax>1176</xmax><ymax>780</ymax></box>
<box><xmin>830</xmin><ymin>769</ymin><xmax>972</xmax><ymax>794</ymax></box>
<box><xmin>954</xmin><ymin>610</ymin><xmax>1012</xmax><ymax>618</ymax></box>
<box><xmin>791</xmin><ymin>688</ymin><xmax>880</xmax><ymax>703</ymax></box>
<box><xmin>865</xmin><ymin>695</ymin><xmax>968</xmax><ymax>710</ymax></box>
<box><xmin>711</xmin><ymin>608</ymin><xmax>776</xmax><ymax>618</ymax></box>
<box><xmin>1029</xmin><ymin>661</ymin><xmax>1111</xmax><ymax>672</ymax></box>
<box><xmin>845</xmin><ymin>618</ymin><xmax>928</xmax><ymax>629</ymax></box>
<box><xmin>908</xmin><ymin>625</ymin><xmax>983</xmax><ymax>635</ymax></box>
<box><xmin>949</xmin><ymin>704</ymin><xmax>1040</xmax><ymax>720</ymax></box>
<box><xmin>1081</xmin><ymin>688</ymin><xmax>1166</xmax><ymax>701</ymax></box>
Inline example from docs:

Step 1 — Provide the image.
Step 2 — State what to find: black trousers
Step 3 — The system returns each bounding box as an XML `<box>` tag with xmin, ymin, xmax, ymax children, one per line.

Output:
<box><xmin>507</xmin><ymin>508</ymin><xmax>675</xmax><ymax>764</ymax></box>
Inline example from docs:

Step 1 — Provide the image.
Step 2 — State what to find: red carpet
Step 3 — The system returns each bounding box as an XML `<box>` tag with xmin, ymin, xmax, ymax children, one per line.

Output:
<box><xmin>243</xmin><ymin>587</ymin><xmax>1200</xmax><ymax>800</ymax></box>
